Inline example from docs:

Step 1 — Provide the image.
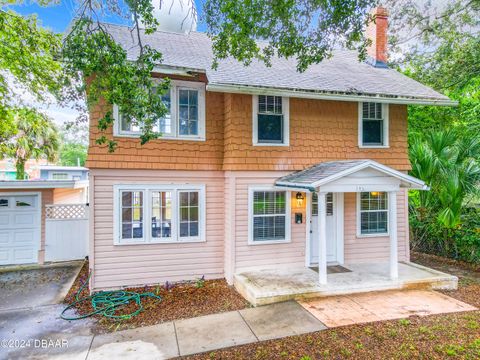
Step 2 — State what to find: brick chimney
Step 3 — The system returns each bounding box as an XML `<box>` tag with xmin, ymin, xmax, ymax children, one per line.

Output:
<box><xmin>366</xmin><ymin>7</ymin><xmax>388</xmax><ymax>68</ymax></box>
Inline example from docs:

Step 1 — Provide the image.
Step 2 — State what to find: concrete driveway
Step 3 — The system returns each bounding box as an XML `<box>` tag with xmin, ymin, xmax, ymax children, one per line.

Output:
<box><xmin>0</xmin><ymin>262</ymin><xmax>95</xmax><ymax>360</ymax></box>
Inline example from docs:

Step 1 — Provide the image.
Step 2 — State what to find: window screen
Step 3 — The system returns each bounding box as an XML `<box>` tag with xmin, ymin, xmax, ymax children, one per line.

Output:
<box><xmin>252</xmin><ymin>191</ymin><xmax>286</xmax><ymax>241</ymax></box>
<box><xmin>151</xmin><ymin>191</ymin><xmax>172</xmax><ymax>239</ymax></box>
<box><xmin>121</xmin><ymin>191</ymin><xmax>144</xmax><ymax>240</ymax></box>
<box><xmin>178</xmin><ymin>89</ymin><xmax>199</xmax><ymax>136</ymax></box>
<box><xmin>360</xmin><ymin>192</ymin><xmax>388</xmax><ymax>235</ymax></box>
<box><xmin>179</xmin><ymin>191</ymin><xmax>199</xmax><ymax>238</ymax></box>
<box><xmin>362</xmin><ymin>102</ymin><xmax>384</xmax><ymax>146</ymax></box>
<box><xmin>257</xmin><ymin>95</ymin><xmax>284</xmax><ymax>143</ymax></box>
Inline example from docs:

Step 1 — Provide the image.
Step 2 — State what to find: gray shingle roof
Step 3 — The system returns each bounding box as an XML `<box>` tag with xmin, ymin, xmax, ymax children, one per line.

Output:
<box><xmin>105</xmin><ymin>24</ymin><xmax>453</xmax><ymax>104</ymax></box>
<box><xmin>276</xmin><ymin>160</ymin><xmax>369</xmax><ymax>187</ymax></box>
<box><xmin>275</xmin><ymin>159</ymin><xmax>427</xmax><ymax>190</ymax></box>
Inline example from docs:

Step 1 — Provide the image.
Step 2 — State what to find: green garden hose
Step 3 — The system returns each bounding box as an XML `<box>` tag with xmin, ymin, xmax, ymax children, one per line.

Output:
<box><xmin>61</xmin><ymin>272</ymin><xmax>162</xmax><ymax>321</ymax></box>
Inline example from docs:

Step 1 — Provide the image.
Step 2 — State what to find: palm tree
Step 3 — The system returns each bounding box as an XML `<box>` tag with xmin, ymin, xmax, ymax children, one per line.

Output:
<box><xmin>409</xmin><ymin>130</ymin><xmax>480</xmax><ymax>229</ymax></box>
<box><xmin>0</xmin><ymin>108</ymin><xmax>60</xmax><ymax>179</ymax></box>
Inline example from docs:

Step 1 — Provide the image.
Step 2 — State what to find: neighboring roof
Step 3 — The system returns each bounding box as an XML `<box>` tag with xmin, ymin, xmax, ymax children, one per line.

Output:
<box><xmin>39</xmin><ymin>166</ymin><xmax>89</xmax><ymax>171</ymax></box>
<box><xmin>104</xmin><ymin>23</ymin><xmax>455</xmax><ymax>106</ymax></box>
<box><xmin>0</xmin><ymin>180</ymin><xmax>89</xmax><ymax>190</ymax></box>
<box><xmin>275</xmin><ymin>160</ymin><xmax>427</xmax><ymax>190</ymax></box>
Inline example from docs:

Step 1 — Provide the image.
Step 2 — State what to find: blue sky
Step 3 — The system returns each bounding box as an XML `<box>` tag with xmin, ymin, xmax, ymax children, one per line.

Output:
<box><xmin>9</xmin><ymin>0</ymin><xmax>206</xmax><ymax>33</ymax></box>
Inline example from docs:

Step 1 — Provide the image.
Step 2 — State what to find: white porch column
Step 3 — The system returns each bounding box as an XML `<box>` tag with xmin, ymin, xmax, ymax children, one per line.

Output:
<box><xmin>317</xmin><ymin>192</ymin><xmax>327</xmax><ymax>285</ymax></box>
<box><xmin>388</xmin><ymin>191</ymin><xmax>398</xmax><ymax>280</ymax></box>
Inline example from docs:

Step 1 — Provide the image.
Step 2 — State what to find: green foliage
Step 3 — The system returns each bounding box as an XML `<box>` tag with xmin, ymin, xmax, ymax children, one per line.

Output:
<box><xmin>0</xmin><ymin>6</ymin><xmax>63</xmax><ymax>112</ymax></box>
<box><xmin>0</xmin><ymin>107</ymin><xmax>60</xmax><ymax>179</ymax></box>
<box><xmin>59</xmin><ymin>143</ymin><xmax>87</xmax><ymax>166</ymax></box>
<box><xmin>204</xmin><ymin>0</ymin><xmax>376</xmax><ymax>72</ymax></box>
<box><xmin>61</xmin><ymin>14</ymin><xmax>169</xmax><ymax>151</ymax></box>
<box><xmin>409</xmin><ymin>131</ymin><xmax>480</xmax><ymax>263</ymax></box>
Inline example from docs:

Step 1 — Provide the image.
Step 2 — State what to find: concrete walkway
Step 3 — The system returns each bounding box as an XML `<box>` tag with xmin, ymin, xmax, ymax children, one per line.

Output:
<box><xmin>86</xmin><ymin>301</ymin><xmax>326</xmax><ymax>359</ymax></box>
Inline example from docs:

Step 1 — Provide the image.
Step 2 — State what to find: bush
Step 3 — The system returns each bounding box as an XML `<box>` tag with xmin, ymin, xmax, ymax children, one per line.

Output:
<box><xmin>410</xmin><ymin>206</ymin><xmax>480</xmax><ymax>264</ymax></box>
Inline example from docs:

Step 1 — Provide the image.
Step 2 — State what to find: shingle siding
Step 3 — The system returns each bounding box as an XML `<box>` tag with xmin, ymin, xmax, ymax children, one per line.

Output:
<box><xmin>88</xmin><ymin>94</ymin><xmax>410</xmax><ymax>171</ymax></box>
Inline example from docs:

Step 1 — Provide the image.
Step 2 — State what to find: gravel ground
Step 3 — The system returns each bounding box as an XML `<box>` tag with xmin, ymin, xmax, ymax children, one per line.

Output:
<box><xmin>64</xmin><ymin>262</ymin><xmax>250</xmax><ymax>333</ymax></box>
<box><xmin>180</xmin><ymin>254</ymin><xmax>480</xmax><ymax>360</ymax></box>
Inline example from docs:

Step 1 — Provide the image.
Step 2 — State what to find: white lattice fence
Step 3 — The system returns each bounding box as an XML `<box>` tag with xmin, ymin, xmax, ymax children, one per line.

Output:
<box><xmin>45</xmin><ymin>204</ymin><xmax>88</xmax><ymax>220</ymax></box>
<box><xmin>45</xmin><ymin>204</ymin><xmax>89</xmax><ymax>262</ymax></box>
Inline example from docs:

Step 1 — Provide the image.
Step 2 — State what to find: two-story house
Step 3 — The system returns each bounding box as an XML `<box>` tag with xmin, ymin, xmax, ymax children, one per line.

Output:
<box><xmin>86</xmin><ymin>8</ymin><xmax>458</xmax><ymax>303</ymax></box>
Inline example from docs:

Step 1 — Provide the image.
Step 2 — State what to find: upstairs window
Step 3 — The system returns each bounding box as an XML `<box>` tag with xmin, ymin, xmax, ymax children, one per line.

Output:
<box><xmin>253</xmin><ymin>95</ymin><xmax>289</xmax><ymax>146</ymax></box>
<box><xmin>359</xmin><ymin>102</ymin><xmax>389</xmax><ymax>147</ymax></box>
<box><xmin>114</xmin><ymin>80</ymin><xmax>205</xmax><ymax>140</ymax></box>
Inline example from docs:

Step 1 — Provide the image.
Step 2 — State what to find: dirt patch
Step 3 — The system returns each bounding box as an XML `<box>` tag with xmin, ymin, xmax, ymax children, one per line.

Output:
<box><xmin>64</xmin><ymin>262</ymin><xmax>250</xmax><ymax>333</ymax></box>
<box><xmin>411</xmin><ymin>251</ymin><xmax>480</xmax><ymax>280</ymax></box>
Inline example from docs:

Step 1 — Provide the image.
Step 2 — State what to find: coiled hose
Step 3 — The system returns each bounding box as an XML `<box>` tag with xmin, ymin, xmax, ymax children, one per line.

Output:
<box><xmin>61</xmin><ymin>272</ymin><xmax>162</xmax><ymax>321</ymax></box>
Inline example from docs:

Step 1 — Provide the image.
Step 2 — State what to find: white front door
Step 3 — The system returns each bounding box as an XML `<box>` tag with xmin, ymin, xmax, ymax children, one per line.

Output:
<box><xmin>310</xmin><ymin>192</ymin><xmax>337</xmax><ymax>264</ymax></box>
<box><xmin>0</xmin><ymin>194</ymin><xmax>40</xmax><ymax>265</ymax></box>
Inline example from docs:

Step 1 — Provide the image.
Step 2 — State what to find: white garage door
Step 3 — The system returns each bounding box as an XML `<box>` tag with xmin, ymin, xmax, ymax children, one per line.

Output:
<box><xmin>0</xmin><ymin>194</ymin><xmax>40</xmax><ymax>265</ymax></box>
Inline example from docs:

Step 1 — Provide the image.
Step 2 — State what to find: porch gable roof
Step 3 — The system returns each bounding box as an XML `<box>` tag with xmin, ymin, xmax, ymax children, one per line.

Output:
<box><xmin>275</xmin><ymin>160</ymin><xmax>428</xmax><ymax>191</ymax></box>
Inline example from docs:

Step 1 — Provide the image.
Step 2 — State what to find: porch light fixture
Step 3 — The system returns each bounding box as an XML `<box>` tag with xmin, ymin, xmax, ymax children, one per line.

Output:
<box><xmin>296</xmin><ymin>192</ymin><xmax>305</xmax><ymax>207</ymax></box>
<box><xmin>370</xmin><ymin>191</ymin><xmax>380</xmax><ymax>196</ymax></box>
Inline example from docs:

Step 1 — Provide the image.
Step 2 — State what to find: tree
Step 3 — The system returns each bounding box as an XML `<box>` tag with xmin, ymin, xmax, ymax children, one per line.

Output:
<box><xmin>2</xmin><ymin>0</ymin><xmax>382</xmax><ymax>152</ymax></box>
<box><xmin>385</xmin><ymin>0</ymin><xmax>480</xmax><ymax>138</ymax></box>
<box><xmin>0</xmin><ymin>108</ymin><xmax>60</xmax><ymax>179</ymax></box>
<box><xmin>59</xmin><ymin>143</ymin><xmax>87</xmax><ymax>166</ymax></box>
<box><xmin>0</xmin><ymin>2</ymin><xmax>64</xmax><ymax>114</ymax></box>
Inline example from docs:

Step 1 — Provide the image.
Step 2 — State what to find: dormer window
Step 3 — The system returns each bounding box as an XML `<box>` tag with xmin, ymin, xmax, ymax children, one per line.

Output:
<box><xmin>252</xmin><ymin>95</ymin><xmax>290</xmax><ymax>146</ymax></box>
<box><xmin>114</xmin><ymin>80</ymin><xmax>205</xmax><ymax>141</ymax></box>
<box><xmin>358</xmin><ymin>102</ymin><xmax>389</xmax><ymax>148</ymax></box>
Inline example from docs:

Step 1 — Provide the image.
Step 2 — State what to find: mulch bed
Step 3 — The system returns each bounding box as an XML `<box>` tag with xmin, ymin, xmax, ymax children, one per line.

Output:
<box><xmin>180</xmin><ymin>254</ymin><xmax>480</xmax><ymax>360</ymax></box>
<box><xmin>64</xmin><ymin>261</ymin><xmax>249</xmax><ymax>333</ymax></box>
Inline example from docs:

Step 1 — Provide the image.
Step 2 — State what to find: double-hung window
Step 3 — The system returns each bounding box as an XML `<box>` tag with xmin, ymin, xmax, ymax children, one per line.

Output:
<box><xmin>358</xmin><ymin>191</ymin><xmax>388</xmax><ymax>236</ymax></box>
<box><xmin>114</xmin><ymin>185</ymin><xmax>205</xmax><ymax>244</ymax></box>
<box><xmin>253</xmin><ymin>95</ymin><xmax>289</xmax><ymax>146</ymax></box>
<box><xmin>114</xmin><ymin>80</ymin><xmax>205</xmax><ymax>140</ymax></box>
<box><xmin>249</xmin><ymin>187</ymin><xmax>291</xmax><ymax>244</ymax></box>
<box><xmin>359</xmin><ymin>102</ymin><xmax>389</xmax><ymax>147</ymax></box>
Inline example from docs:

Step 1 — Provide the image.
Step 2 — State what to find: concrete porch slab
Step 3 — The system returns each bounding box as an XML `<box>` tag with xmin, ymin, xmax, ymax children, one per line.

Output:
<box><xmin>239</xmin><ymin>301</ymin><xmax>326</xmax><ymax>341</ymax></box>
<box><xmin>234</xmin><ymin>262</ymin><xmax>458</xmax><ymax>306</ymax></box>
<box><xmin>298</xmin><ymin>290</ymin><xmax>477</xmax><ymax>327</ymax></box>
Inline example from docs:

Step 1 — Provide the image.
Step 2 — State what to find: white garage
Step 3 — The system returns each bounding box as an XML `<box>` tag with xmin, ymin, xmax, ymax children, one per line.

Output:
<box><xmin>0</xmin><ymin>193</ymin><xmax>41</xmax><ymax>265</ymax></box>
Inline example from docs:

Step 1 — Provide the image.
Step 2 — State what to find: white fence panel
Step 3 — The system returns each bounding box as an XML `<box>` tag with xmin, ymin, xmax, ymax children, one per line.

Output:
<box><xmin>45</xmin><ymin>204</ymin><xmax>89</xmax><ymax>262</ymax></box>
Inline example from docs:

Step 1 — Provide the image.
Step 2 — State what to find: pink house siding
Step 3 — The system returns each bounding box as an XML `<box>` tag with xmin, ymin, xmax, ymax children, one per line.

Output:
<box><xmin>343</xmin><ymin>190</ymin><xmax>409</xmax><ymax>263</ymax></box>
<box><xmin>90</xmin><ymin>168</ymin><xmax>411</xmax><ymax>290</ymax></box>
<box><xmin>89</xmin><ymin>169</ymin><xmax>225</xmax><ymax>291</ymax></box>
<box><xmin>230</xmin><ymin>172</ymin><xmax>307</xmax><ymax>273</ymax></box>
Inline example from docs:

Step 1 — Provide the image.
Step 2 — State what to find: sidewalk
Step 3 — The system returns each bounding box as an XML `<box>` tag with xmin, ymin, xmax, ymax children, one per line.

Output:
<box><xmin>86</xmin><ymin>301</ymin><xmax>326</xmax><ymax>359</ymax></box>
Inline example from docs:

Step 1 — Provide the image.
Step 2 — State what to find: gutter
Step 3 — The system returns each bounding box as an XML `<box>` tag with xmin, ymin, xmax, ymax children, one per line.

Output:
<box><xmin>206</xmin><ymin>83</ymin><xmax>458</xmax><ymax>106</ymax></box>
<box><xmin>0</xmin><ymin>180</ymin><xmax>88</xmax><ymax>189</ymax></box>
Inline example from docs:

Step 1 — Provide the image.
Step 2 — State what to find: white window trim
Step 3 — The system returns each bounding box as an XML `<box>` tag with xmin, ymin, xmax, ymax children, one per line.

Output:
<box><xmin>248</xmin><ymin>186</ymin><xmax>291</xmax><ymax>245</ymax></box>
<box><xmin>252</xmin><ymin>95</ymin><xmax>290</xmax><ymax>147</ymax></box>
<box><xmin>113</xmin><ymin>79</ymin><xmax>206</xmax><ymax>141</ymax></box>
<box><xmin>113</xmin><ymin>184</ymin><xmax>206</xmax><ymax>245</ymax></box>
<box><xmin>356</xmin><ymin>192</ymin><xmax>389</xmax><ymax>238</ymax></box>
<box><xmin>358</xmin><ymin>102</ymin><xmax>389</xmax><ymax>148</ymax></box>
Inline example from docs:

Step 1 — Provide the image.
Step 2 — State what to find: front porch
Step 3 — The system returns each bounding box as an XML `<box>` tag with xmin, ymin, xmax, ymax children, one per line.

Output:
<box><xmin>234</xmin><ymin>262</ymin><xmax>458</xmax><ymax>306</ymax></box>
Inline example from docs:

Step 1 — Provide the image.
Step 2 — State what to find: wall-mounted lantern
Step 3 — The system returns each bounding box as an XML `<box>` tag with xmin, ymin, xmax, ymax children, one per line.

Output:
<box><xmin>296</xmin><ymin>192</ymin><xmax>305</xmax><ymax>207</ymax></box>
